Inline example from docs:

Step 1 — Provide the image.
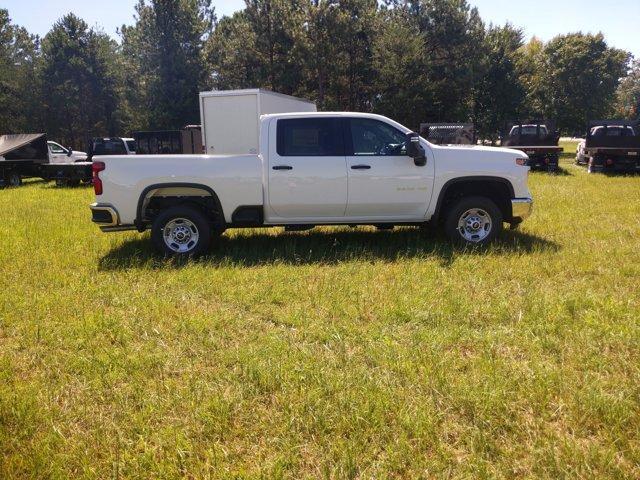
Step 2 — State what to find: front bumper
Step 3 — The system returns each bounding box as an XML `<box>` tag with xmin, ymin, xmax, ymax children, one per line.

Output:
<box><xmin>511</xmin><ymin>198</ymin><xmax>533</xmax><ymax>223</ymax></box>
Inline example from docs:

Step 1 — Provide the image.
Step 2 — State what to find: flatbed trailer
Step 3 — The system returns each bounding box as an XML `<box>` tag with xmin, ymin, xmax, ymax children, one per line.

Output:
<box><xmin>502</xmin><ymin>122</ymin><xmax>561</xmax><ymax>172</ymax></box>
<box><xmin>39</xmin><ymin>162</ymin><xmax>93</xmax><ymax>186</ymax></box>
<box><xmin>0</xmin><ymin>133</ymin><xmax>92</xmax><ymax>187</ymax></box>
<box><xmin>419</xmin><ymin>123</ymin><xmax>475</xmax><ymax>145</ymax></box>
<box><xmin>583</xmin><ymin>120</ymin><xmax>640</xmax><ymax>173</ymax></box>
<box><xmin>515</xmin><ymin>145</ymin><xmax>563</xmax><ymax>170</ymax></box>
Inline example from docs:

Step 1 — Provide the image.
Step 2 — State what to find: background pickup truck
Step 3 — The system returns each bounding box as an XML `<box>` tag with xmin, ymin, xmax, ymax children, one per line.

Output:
<box><xmin>501</xmin><ymin>122</ymin><xmax>562</xmax><ymax>172</ymax></box>
<box><xmin>580</xmin><ymin>120</ymin><xmax>640</xmax><ymax>173</ymax></box>
<box><xmin>90</xmin><ymin>112</ymin><xmax>533</xmax><ymax>256</ymax></box>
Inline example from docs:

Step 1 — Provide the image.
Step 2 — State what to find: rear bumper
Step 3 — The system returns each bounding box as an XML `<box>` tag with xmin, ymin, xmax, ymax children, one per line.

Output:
<box><xmin>511</xmin><ymin>198</ymin><xmax>533</xmax><ymax>223</ymax></box>
<box><xmin>90</xmin><ymin>203</ymin><xmax>118</xmax><ymax>226</ymax></box>
<box><xmin>91</xmin><ymin>203</ymin><xmax>137</xmax><ymax>231</ymax></box>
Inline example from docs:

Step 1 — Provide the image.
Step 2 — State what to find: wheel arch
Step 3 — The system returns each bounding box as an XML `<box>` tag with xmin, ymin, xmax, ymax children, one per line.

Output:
<box><xmin>135</xmin><ymin>182</ymin><xmax>225</xmax><ymax>232</ymax></box>
<box><xmin>433</xmin><ymin>176</ymin><xmax>515</xmax><ymax>224</ymax></box>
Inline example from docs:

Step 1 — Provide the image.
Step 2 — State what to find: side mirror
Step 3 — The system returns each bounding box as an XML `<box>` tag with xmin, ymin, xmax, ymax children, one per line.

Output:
<box><xmin>406</xmin><ymin>132</ymin><xmax>426</xmax><ymax>166</ymax></box>
<box><xmin>67</xmin><ymin>147</ymin><xmax>73</xmax><ymax>157</ymax></box>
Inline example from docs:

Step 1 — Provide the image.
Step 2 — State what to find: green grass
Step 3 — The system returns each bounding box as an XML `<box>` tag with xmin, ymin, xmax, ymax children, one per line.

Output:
<box><xmin>1</xmin><ymin>157</ymin><xmax>639</xmax><ymax>479</ymax></box>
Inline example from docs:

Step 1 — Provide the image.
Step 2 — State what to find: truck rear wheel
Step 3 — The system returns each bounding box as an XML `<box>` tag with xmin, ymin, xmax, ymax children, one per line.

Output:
<box><xmin>444</xmin><ymin>196</ymin><xmax>503</xmax><ymax>246</ymax></box>
<box><xmin>151</xmin><ymin>206</ymin><xmax>212</xmax><ymax>257</ymax></box>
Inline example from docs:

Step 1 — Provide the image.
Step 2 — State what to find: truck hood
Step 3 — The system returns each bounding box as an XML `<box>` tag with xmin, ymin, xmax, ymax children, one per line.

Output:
<box><xmin>432</xmin><ymin>144</ymin><xmax>528</xmax><ymax>163</ymax></box>
<box><xmin>430</xmin><ymin>143</ymin><xmax>531</xmax><ymax>200</ymax></box>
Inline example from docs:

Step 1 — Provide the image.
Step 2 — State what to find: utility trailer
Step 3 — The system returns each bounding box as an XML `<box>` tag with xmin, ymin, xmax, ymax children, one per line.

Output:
<box><xmin>420</xmin><ymin>123</ymin><xmax>475</xmax><ymax>145</ymax></box>
<box><xmin>0</xmin><ymin>133</ymin><xmax>92</xmax><ymax>187</ymax></box>
<box><xmin>501</xmin><ymin>121</ymin><xmax>562</xmax><ymax>172</ymax></box>
<box><xmin>582</xmin><ymin>119</ymin><xmax>640</xmax><ymax>173</ymax></box>
<box><xmin>134</xmin><ymin>126</ymin><xmax>203</xmax><ymax>155</ymax></box>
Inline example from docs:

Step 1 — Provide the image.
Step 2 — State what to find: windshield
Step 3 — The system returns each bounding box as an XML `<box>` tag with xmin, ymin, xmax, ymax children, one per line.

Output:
<box><xmin>590</xmin><ymin>126</ymin><xmax>636</xmax><ymax>137</ymax></box>
<box><xmin>510</xmin><ymin>125</ymin><xmax>548</xmax><ymax>136</ymax></box>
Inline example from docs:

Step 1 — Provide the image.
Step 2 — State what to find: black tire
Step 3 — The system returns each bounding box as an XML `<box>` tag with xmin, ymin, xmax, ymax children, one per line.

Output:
<box><xmin>444</xmin><ymin>196</ymin><xmax>503</xmax><ymax>246</ymax></box>
<box><xmin>7</xmin><ymin>172</ymin><xmax>22</xmax><ymax>187</ymax></box>
<box><xmin>151</xmin><ymin>206</ymin><xmax>213</xmax><ymax>257</ymax></box>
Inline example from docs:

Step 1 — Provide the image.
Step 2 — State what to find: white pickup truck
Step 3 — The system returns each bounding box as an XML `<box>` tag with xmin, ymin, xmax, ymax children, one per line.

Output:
<box><xmin>90</xmin><ymin>112</ymin><xmax>533</xmax><ymax>256</ymax></box>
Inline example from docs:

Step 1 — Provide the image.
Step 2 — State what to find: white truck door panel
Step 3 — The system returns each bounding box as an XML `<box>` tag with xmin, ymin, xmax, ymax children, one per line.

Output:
<box><xmin>345</xmin><ymin>118</ymin><xmax>432</xmax><ymax>218</ymax></box>
<box><xmin>346</xmin><ymin>155</ymin><xmax>430</xmax><ymax>217</ymax></box>
<box><xmin>267</xmin><ymin>117</ymin><xmax>347</xmax><ymax>218</ymax></box>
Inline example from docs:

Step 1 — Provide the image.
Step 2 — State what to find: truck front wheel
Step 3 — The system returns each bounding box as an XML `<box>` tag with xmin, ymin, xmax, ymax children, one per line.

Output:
<box><xmin>444</xmin><ymin>196</ymin><xmax>503</xmax><ymax>246</ymax></box>
<box><xmin>151</xmin><ymin>206</ymin><xmax>212</xmax><ymax>257</ymax></box>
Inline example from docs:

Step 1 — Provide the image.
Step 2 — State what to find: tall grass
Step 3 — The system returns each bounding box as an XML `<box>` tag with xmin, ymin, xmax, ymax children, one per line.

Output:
<box><xmin>1</xmin><ymin>151</ymin><xmax>639</xmax><ymax>478</ymax></box>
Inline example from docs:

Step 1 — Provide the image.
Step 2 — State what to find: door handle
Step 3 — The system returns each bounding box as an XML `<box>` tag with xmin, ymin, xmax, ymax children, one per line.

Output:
<box><xmin>351</xmin><ymin>165</ymin><xmax>371</xmax><ymax>170</ymax></box>
<box><xmin>272</xmin><ymin>165</ymin><xmax>293</xmax><ymax>171</ymax></box>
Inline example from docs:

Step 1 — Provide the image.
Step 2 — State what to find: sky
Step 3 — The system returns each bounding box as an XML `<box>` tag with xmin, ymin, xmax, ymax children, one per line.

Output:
<box><xmin>3</xmin><ymin>0</ymin><xmax>639</xmax><ymax>58</ymax></box>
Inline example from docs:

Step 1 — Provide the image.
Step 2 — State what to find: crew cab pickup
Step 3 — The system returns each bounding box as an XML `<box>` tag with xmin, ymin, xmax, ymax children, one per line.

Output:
<box><xmin>90</xmin><ymin>112</ymin><xmax>533</xmax><ymax>256</ymax></box>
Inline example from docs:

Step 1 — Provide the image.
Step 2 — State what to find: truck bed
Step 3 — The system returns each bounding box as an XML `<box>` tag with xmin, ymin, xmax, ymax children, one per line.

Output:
<box><xmin>96</xmin><ymin>154</ymin><xmax>264</xmax><ymax>225</ymax></box>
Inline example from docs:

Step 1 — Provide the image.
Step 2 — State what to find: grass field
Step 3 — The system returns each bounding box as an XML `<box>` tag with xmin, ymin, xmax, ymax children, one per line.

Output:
<box><xmin>1</xmin><ymin>143</ymin><xmax>639</xmax><ymax>478</ymax></box>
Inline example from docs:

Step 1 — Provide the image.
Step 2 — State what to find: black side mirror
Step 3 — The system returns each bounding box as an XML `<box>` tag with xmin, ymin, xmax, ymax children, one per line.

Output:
<box><xmin>67</xmin><ymin>147</ymin><xmax>73</xmax><ymax>157</ymax></box>
<box><xmin>406</xmin><ymin>132</ymin><xmax>426</xmax><ymax>166</ymax></box>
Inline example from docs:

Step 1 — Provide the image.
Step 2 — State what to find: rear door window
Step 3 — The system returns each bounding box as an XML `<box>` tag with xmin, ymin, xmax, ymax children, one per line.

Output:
<box><xmin>277</xmin><ymin>118</ymin><xmax>344</xmax><ymax>156</ymax></box>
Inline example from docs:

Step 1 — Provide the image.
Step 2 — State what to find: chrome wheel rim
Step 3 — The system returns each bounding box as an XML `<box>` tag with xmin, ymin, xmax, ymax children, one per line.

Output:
<box><xmin>457</xmin><ymin>208</ymin><xmax>492</xmax><ymax>243</ymax></box>
<box><xmin>163</xmin><ymin>218</ymin><xmax>199</xmax><ymax>253</ymax></box>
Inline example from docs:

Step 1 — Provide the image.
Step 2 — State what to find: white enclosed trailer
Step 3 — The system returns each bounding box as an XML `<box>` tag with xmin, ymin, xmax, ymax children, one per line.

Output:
<box><xmin>199</xmin><ymin>89</ymin><xmax>316</xmax><ymax>155</ymax></box>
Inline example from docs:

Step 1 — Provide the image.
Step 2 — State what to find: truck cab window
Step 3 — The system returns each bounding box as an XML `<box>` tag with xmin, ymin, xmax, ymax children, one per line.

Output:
<box><xmin>277</xmin><ymin>118</ymin><xmax>343</xmax><ymax>156</ymax></box>
<box><xmin>350</xmin><ymin>118</ymin><xmax>407</xmax><ymax>156</ymax></box>
<box><xmin>49</xmin><ymin>143</ymin><xmax>66</xmax><ymax>154</ymax></box>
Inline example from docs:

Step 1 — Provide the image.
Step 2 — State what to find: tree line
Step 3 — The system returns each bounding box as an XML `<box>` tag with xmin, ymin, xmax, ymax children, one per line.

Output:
<box><xmin>1</xmin><ymin>0</ymin><xmax>639</xmax><ymax>148</ymax></box>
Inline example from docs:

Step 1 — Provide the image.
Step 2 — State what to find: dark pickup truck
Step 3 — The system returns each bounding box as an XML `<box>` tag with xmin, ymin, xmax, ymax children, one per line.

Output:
<box><xmin>501</xmin><ymin>122</ymin><xmax>562</xmax><ymax>172</ymax></box>
<box><xmin>581</xmin><ymin>120</ymin><xmax>640</xmax><ymax>174</ymax></box>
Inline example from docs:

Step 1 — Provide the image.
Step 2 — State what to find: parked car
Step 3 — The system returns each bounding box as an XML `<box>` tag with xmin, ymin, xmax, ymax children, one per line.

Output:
<box><xmin>575</xmin><ymin>139</ymin><xmax>588</xmax><ymax>165</ymax></box>
<box><xmin>89</xmin><ymin>137</ymin><xmax>135</xmax><ymax>159</ymax></box>
<box><xmin>47</xmin><ymin>141</ymin><xmax>87</xmax><ymax>163</ymax></box>
<box><xmin>579</xmin><ymin>122</ymin><xmax>640</xmax><ymax>173</ymax></box>
<box><xmin>134</xmin><ymin>126</ymin><xmax>203</xmax><ymax>155</ymax></box>
<box><xmin>90</xmin><ymin>110</ymin><xmax>533</xmax><ymax>256</ymax></box>
<box><xmin>501</xmin><ymin>122</ymin><xmax>562</xmax><ymax>172</ymax></box>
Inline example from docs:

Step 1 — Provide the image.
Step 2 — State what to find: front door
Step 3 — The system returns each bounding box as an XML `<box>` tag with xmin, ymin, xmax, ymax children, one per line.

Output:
<box><xmin>48</xmin><ymin>143</ymin><xmax>67</xmax><ymax>163</ymax></box>
<box><xmin>268</xmin><ymin>117</ymin><xmax>347</xmax><ymax>219</ymax></box>
<box><xmin>345</xmin><ymin>118</ymin><xmax>432</xmax><ymax>219</ymax></box>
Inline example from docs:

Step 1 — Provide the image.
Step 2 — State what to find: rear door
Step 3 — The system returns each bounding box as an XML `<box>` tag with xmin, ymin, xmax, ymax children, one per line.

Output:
<box><xmin>267</xmin><ymin>117</ymin><xmax>347</xmax><ymax>219</ymax></box>
<box><xmin>345</xmin><ymin>117</ymin><xmax>432</xmax><ymax>218</ymax></box>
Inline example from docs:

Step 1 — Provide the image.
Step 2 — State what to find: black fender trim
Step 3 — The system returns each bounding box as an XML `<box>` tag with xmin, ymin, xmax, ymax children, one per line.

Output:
<box><xmin>135</xmin><ymin>182</ymin><xmax>225</xmax><ymax>232</ymax></box>
<box><xmin>432</xmin><ymin>176</ymin><xmax>515</xmax><ymax>223</ymax></box>
<box><xmin>231</xmin><ymin>205</ymin><xmax>264</xmax><ymax>227</ymax></box>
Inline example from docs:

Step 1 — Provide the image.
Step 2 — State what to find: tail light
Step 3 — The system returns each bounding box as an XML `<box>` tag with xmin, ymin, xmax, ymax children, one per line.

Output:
<box><xmin>515</xmin><ymin>158</ymin><xmax>527</xmax><ymax>166</ymax></box>
<box><xmin>606</xmin><ymin>158</ymin><xmax>614</xmax><ymax>166</ymax></box>
<box><xmin>92</xmin><ymin>161</ymin><xmax>105</xmax><ymax>195</ymax></box>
